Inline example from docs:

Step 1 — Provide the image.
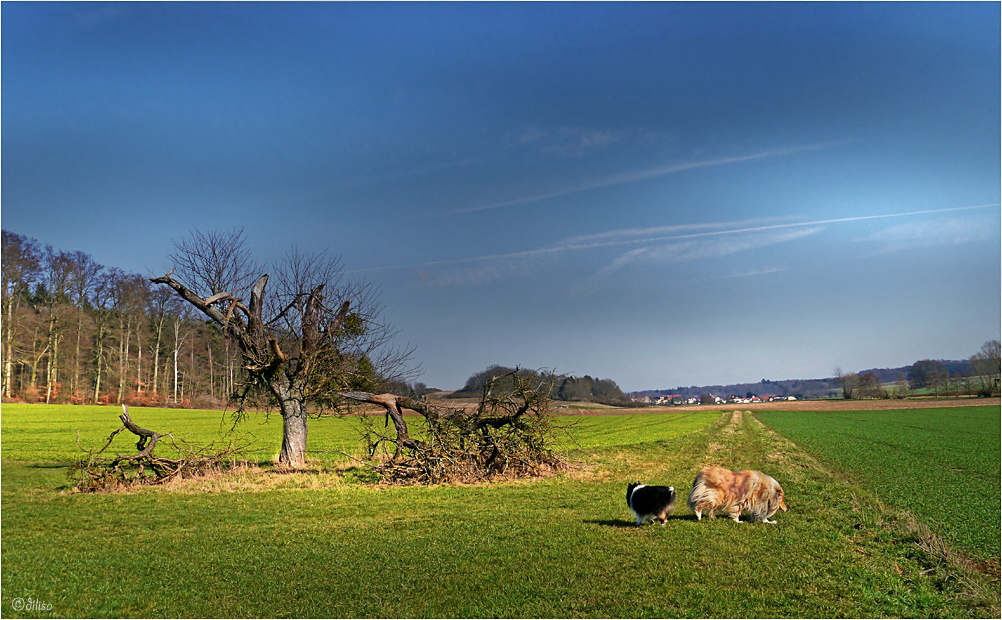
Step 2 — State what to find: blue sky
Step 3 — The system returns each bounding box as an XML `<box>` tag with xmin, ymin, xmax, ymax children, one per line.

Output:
<box><xmin>3</xmin><ymin>2</ymin><xmax>999</xmax><ymax>391</ymax></box>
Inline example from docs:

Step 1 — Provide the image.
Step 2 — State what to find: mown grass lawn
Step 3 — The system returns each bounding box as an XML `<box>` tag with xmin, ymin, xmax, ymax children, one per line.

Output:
<box><xmin>1</xmin><ymin>403</ymin><xmax>998</xmax><ymax>618</ymax></box>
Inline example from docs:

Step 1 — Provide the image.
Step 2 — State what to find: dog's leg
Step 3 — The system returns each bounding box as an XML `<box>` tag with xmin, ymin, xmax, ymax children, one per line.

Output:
<box><xmin>763</xmin><ymin>518</ymin><xmax>776</xmax><ymax>524</ymax></box>
<box><xmin>694</xmin><ymin>507</ymin><xmax>702</xmax><ymax>521</ymax></box>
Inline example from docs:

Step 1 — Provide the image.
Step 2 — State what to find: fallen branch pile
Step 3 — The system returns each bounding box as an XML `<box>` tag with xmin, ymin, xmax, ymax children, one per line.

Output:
<box><xmin>71</xmin><ymin>405</ymin><xmax>250</xmax><ymax>492</ymax></box>
<box><xmin>341</xmin><ymin>369</ymin><xmax>568</xmax><ymax>484</ymax></box>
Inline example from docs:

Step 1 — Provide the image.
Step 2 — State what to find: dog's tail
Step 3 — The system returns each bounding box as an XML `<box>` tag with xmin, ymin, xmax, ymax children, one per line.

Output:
<box><xmin>687</xmin><ymin>473</ymin><xmax>713</xmax><ymax>511</ymax></box>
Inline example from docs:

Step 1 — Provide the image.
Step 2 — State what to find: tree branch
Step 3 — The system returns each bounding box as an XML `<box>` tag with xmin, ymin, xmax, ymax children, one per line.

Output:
<box><xmin>301</xmin><ymin>284</ymin><xmax>326</xmax><ymax>360</ymax></box>
<box><xmin>247</xmin><ymin>274</ymin><xmax>268</xmax><ymax>340</ymax></box>
<box><xmin>339</xmin><ymin>391</ymin><xmax>424</xmax><ymax>456</ymax></box>
<box><xmin>203</xmin><ymin>291</ymin><xmax>235</xmax><ymax>306</ymax></box>
<box><xmin>118</xmin><ymin>404</ymin><xmax>161</xmax><ymax>459</ymax></box>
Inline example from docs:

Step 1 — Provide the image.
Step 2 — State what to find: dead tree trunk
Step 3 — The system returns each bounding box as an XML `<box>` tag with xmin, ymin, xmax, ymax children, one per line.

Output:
<box><xmin>151</xmin><ymin>270</ymin><xmax>349</xmax><ymax>468</ymax></box>
<box><xmin>276</xmin><ymin>388</ymin><xmax>309</xmax><ymax>466</ymax></box>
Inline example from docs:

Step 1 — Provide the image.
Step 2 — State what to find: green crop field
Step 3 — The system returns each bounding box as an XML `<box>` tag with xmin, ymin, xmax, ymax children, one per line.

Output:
<box><xmin>1</xmin><ymin>403</ymin><xmax>998</xmax><ymax>618</ymax></box>
<box><xmin>756</xmin><ymin>406</ymin><xmax>1001</xmax><ymax>561</ymax></box>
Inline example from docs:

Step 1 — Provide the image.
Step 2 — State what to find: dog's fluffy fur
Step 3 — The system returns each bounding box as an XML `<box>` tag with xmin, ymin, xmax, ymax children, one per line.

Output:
<box><xmin>687</xmin><ymin>466</ymin><xmax>787</xmax><ymax>523</ymax></box>
<box><xmin>626</xmin><ymin>483</ymin><xmax>677</xmax><ymax>526</ymax></box>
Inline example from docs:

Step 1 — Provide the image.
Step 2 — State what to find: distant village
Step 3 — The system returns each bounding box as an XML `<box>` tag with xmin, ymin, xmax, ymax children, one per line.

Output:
<box><xmin>632</xmin><ymin>393</ymin><xmax>798</xmax><ymax>406</ymax></box>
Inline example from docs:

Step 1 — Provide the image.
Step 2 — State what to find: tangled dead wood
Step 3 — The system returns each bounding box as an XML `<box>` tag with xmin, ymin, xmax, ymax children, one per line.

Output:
<box><xmin>71</xmin><ymin>405</ymin><xmax>250</xmax><ymax>492</ymax></box>
<box><xmin>340</xmin><ymin>369</ymin><xmax>570</xmax><ymax>484</ymax></box>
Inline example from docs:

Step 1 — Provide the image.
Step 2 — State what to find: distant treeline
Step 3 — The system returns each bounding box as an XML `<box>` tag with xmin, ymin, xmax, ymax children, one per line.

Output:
<box><xmin>633</xmin><ymin>354</ymin><xmax>998</xmax><ymax>401</ymax></box>
<box><xmin>448</xmin><ymin>364</ymin><xmax>633</xmax><ymax>406</ymax></box>
<box><xmin>634</xmin><ymin>377</ymin><xmax>842</xmax><ymax>401</ymax></box>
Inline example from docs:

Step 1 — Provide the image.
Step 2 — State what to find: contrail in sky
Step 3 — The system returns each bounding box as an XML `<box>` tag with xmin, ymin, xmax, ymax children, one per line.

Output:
<box><xmin>436</xmin><ymin>139</ymin><xmax>854</xmax><ymax>217</ymax></box>
<box><xmin>348</xmin><ymin>203</ymin><xmax>999</xmax><ymax>274</ymax></box>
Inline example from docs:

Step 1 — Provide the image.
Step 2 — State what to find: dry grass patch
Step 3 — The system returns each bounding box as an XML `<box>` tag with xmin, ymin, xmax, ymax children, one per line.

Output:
<box><xmin>66</xmin><ymin>463</ymin><xmax>357</xmax><ymax>495</ymax></box>
<box><xmin>721</xmin><ymin>410</ymin><xmax>746</xmax><ymax>434</ymax></box>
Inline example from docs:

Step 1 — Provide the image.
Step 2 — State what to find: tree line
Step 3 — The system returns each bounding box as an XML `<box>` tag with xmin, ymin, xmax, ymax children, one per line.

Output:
<box><xmin>2</xmin><ymin>230</ymin><xmax>240</xmax><ymax>406</ymax></box>
<box><xmin>450</xmin><ymin>364</ymin><xmax>632</xmax><ymax>406</ymax></box>
<box><xmin>834</xmin><ymin>341</ymin><xmax>1000</xmax><ymax>399</ymax></box>
<box><xmin>639</xmin><ymin>345</ymin><xmax>1000</xmax><ymax>404</ymax></box>
<box><xmin>1</xmin><ymin>229</ymin><xmax>411</xmax><ymax>410</ymax></box>
<box><xmin>640</xmin><ymin>377</ymin><xmax>840</xmax><ymax>402</ymax></box>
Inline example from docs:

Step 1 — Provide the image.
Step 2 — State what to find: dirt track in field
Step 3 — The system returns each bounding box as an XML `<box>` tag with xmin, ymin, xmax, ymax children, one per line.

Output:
<box><xmin>556</xmin><ymin>397</ymin><xmax>1000</xmax><ymax>416</ymax></box>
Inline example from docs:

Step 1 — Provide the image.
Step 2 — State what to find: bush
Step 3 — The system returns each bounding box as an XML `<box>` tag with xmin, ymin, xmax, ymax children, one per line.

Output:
<box><xmin>191</xmin><ymin>394</ymin><xmax>226</xmax><ymax>410</ymax></box>
<box><xmin>20</xmin><ymin>386</ymin><xmax>40</xmax><ymax>404</ymax></box>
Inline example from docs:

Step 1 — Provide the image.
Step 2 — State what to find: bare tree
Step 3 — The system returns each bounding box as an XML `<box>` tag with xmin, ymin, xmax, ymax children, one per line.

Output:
<box><xmin>169</xmin><ymin>228</ymin><xmax>259</xmax><ymax>298</ymax></box>
<box><xmin>833</xmin><ymin>367</ymin><xmax>858</xmax><ymax>400</ymax></box>
<box><xmin>91</xmin><ymin>269</ymin><xmax>121</xmax><ymax>404</ymax></box>
<box><xmin>41</xmin><ymin>247</ymin><xmax>74</xmax><ymax>403</ymax></box>
<box><xmin>113</xmin><ymin>274</ymin><xmax>150</xmax><ymax>403</ymax></box>
<box><xmin>67</xmin><ymin>251</ymin><xmax>102</xmax><ymax>401</ymax></box>
<box><xmin>2</xmin><ymin>231</ymin><xmax>42</xmax><ymax>398</ymax></box>
<box><xmin>151</xmin><ymin>232</ymin><xmax>414</xmax><ymax>467</ymax></box>
<box><xmin>970</xmin><ymin>339</ymin><xmax>1001</xmax><ymax>396</ymax></box>
<box><xmin>147</xmin><ymin>287</ymin><xmax>173</xmax><ymax>400</ymax></box>
<box><xmin>856</xmin><ymin>372</ymin><xmax>884</xmax><ymax>399</ymax></box>
<box><xmin>907</xmin><ymin>359</ymin><xmax>948</xmax><ymax>391</ymax></box>
<box><xmin>167</xmin><ymin>299</ymin><xmax>191</xmax><ymax>403</ymax></box>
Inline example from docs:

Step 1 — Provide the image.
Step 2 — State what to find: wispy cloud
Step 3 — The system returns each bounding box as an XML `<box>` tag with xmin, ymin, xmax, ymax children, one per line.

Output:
<box><xmin>549</xmin><ymin>217</ymin><xmax>794</xmax><ymax>251</ymax></box>
<box><xmin>412</xmin><ymin>261</ymin><xmax>530</xmax><ymax>288</ymax></box>
<box><xmin>69</xmin><ymin>4</ymin><xmax>133</xmax><ymax>28</ymax></box>
<box><xmin>436</xmin><ymin>140</ymin><xmax>853</xmax><ymax>217</ymax></box>
<box><xmin>350</xmin><ymin>203</ymin><xmax>1000</xmax><ymax>288</ymax></box>
<box><xmin>646</xmin><ymin>226</ymin><xmax>824</xmax><ymax>263</ymax></box>
<box><xmin>576</xmin><ymin>226</ymin><xmax>823</xmax><ymax>293</ymax></box>
<box><xmin>715</xmin><ymin>265</ymin><xmax>788</xmax><ymax>280</ymax></box>
<box><xmin>588</xmin><ymin>247</ymin><xmax>650</xmax><ymax>285</ymax></box>
<box><xmin>507</xmin><ymin>126</ymin><xmax>656</xmax><ymax>157</ymax></box>
<box><xmin>862</xmin><ymin>214</ymin><xmax>997</xmax><ymax>254</ymax></box>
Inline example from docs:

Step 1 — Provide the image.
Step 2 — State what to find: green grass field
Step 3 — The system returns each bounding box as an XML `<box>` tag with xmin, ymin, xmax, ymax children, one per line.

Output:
<box><xmin>0</xmin><ymin>404</ymin><xmax>370</xmax><ymax>466</ymax></box>
<box><xmin>1</xmin><ymin>403</ymin><xmax>998</xmax><ymax>617</ymax></box>
<box><xmin>756</xmin><ymin>406</ymin><xmax>1000</xmax><ymax>561</ymax></box>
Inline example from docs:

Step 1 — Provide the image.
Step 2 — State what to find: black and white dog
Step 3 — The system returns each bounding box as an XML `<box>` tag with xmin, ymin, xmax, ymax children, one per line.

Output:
<box><xmin>626</xmin><ymin>482</ymin><xmax>677</xmax><ymax>526</ymax></box>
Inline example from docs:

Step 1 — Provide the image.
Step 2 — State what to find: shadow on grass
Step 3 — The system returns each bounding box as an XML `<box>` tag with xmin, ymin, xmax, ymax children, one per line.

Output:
<box><xmin>586</xmin><ymin>514</ymin><xmax>698</xmax><ymax>528</ymax></box>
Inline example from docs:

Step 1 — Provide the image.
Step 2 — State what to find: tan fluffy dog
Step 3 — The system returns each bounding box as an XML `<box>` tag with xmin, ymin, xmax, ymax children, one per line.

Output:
<box><xmin>687</xmin><ymin>466</ymin><xmax>788</xmax><ymax>523</ymax></box>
